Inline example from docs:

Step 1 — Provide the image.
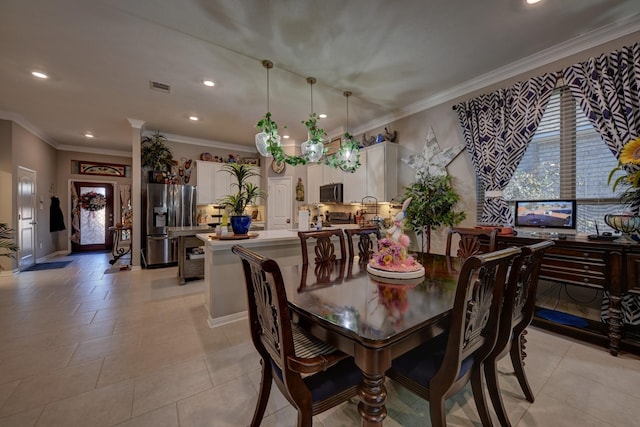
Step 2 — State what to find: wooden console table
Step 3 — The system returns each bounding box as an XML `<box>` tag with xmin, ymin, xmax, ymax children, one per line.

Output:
<box><xmin>496</xmin><ymin>233</ymin><xmax>640</xmax><ymax>356</ymax></box>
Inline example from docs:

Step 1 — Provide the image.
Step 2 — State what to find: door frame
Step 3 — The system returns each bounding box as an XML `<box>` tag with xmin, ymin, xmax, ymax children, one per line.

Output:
<box><xmin>17</xmin><ymin>166</ymin><xmax>37</xmax><ymax>270</ymax></box>
<box><xmin>67</xmin><ymin>178</ymin><xmax>118</xmax><ymax>253</ymax></box>
<box><xmin>267</xmin><ymin>176</ymin><xmax>293</xmax><ymax>230</ymax></box>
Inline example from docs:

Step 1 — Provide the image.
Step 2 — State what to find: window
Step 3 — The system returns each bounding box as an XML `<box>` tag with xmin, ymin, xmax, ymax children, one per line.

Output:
<box><xmin>502</xmin><ymin>86</ymin><xmax>622</xmax><ymax>234</ymax></box>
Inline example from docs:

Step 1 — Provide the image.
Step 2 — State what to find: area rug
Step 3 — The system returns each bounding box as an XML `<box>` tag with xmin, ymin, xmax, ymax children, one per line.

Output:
<box><xmin>104</xmin><ymin>265</ymin><xmax>131</xmax><ymax>274</ymax></box>
<box><xmin>22</xmin><ymin>261</ymin><xmax>72</xmax><ymax>271</ymax></box>
<box><xmin>536</xmin><ymin>308</ymin><xmax>589</xmax><ymax>328</ymax></box>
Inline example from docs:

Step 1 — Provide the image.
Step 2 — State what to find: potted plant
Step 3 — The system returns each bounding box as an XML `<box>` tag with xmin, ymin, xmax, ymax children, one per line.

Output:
<box><xmin>0</xmin><ymin>223</ymin><xmax>18</xmax><ymax>271</ymax></box>
<box><xmin>219</xmin><ymin>163</ymin><xmax>266</xmax><ymax>235</ymax></box>
<box><xmin>402</xmin><ymin>174</ymin><xmax>466</xmax><ymax>254</ymax></box>
<box><xmin>141</xmin><ymin>131</ymin><xmax>174</xmax><ymax>182</ymax></box>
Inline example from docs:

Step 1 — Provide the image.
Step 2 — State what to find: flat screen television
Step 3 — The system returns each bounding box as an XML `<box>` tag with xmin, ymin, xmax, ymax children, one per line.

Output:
<box><xmin>514</xmin><ymin>199</ymin><xmax>577</xmax><ymax>234</ymax></box>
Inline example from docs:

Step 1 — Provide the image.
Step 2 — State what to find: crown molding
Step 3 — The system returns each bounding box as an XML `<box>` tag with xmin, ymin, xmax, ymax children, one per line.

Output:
<box><xmin>156</xmin><ymin>131</ymin><xmax>258</xmax><ymax>154</ymax></box>
<box><xmin>56</xmin><ymin>144</ymin><xmax>132</xmax><ymax>158</ymax></box>
<box><xmin>0</xmin><ymin>111</ymin><xmax>58</xmax><ymax>149</ymax></box>
<box><xmin>354</xmin><ymin>13</ymin><xmax>640</xmax><ymax>135</ymax></box>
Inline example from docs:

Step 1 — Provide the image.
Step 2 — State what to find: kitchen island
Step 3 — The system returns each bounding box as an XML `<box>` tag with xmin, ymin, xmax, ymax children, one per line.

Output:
<box><xmin>196</xmin><ymin>225</ymin><xmax>364</xmax><ymax>327</ymax></box>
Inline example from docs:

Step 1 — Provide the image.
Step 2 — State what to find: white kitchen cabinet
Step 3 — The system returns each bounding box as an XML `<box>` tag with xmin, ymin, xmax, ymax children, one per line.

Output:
<box><xmin>307</xmin><ymin>164</ymin><xmax>322</xmax><ymax>204</ymax></box>
<box><xmin>322</xmin><ymin>164</ymin><xmax>343</xmax><ymax>184</ymax></box>
<box><xmin>366</xmin><ymin>142</ymin><xmax>398</xmax><ymax>202</ymax></box>
<box><xmin>196</xmin><ymin>161</ymin><xmax>217</xmax><ymax>205</ymax></box>
<box><xmin>197</xmin><ymin>161</ymin><xmax>261</xmax><ymax>205</ymax></box>
<box><xmin>342</xmin><ymin>150</ymin><xmax>368</xmax><ymax>203</ymax></box>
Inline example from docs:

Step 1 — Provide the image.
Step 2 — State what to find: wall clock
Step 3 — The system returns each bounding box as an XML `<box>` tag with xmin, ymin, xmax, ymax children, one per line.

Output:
<box><xmin>271</xmin><ymin>159</ymin><xmax>285</xmax><ymax>174</ymax></box>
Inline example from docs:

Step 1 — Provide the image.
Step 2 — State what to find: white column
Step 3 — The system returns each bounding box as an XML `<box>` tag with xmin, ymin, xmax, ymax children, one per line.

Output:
<box><xmin>127</xmin><ymin>119</ymin><xmax>144</xmax><ymax>269</ymax></box>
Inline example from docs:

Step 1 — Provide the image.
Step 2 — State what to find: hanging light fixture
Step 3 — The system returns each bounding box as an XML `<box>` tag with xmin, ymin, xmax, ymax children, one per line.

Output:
<box><xmin>255</xmin><ymin>60</ymin><xmax>282</xmax><ymax>157</ymax></box>
<box><xmin>336</xmin><ymin>91</ymin><xmax>361</xmax><ymax>172</ymax></box>
<box><xmin>300</xmin><ymin>77</ymin><xmax>325</xmax><ymax>163</ymax></box>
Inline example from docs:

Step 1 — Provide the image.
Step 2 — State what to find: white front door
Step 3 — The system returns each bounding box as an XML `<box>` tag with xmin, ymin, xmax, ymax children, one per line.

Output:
<box><xmin>267</xmin><ymin>177</ymin><xmax>292</xmax><ymax>230</ymax></box>
<box><xmin>17</xmin><ymin>166</ymin><xmax>36</xmax><ymax>269</ymax></box>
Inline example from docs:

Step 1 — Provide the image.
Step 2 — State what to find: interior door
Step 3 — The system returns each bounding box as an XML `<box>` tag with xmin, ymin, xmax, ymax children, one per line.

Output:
<box><xmin>17</xmin><ymin>166</ymin><xmax>36</xmax><ymax>269</ymax></box>
<box><xmin>267</xmin><ymin>177</ymin><xmax>292</xmax><ymax>230</ymax></box>
<box><xmin>71</xmin><ymin>182</ymin><xmax>114</xmax><ymax>252</ymax></box>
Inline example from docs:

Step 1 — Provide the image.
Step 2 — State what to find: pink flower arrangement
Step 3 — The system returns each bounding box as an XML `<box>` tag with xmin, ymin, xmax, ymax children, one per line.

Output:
<box><xmin>370</xmin><ymin>237</ymin><xmax>418</xmax><ymax>271</ymax></box>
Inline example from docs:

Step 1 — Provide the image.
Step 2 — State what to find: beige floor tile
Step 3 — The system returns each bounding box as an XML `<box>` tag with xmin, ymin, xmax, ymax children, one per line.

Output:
<box><xmin>540</xmin><ymin>368</ymin><xmax>640</xmax><ymax>426</ymax></box>
<box><xmin>0</xmin><ymin>359</ymin><xmax>103</xmax><ymax>416</ymax></box>
<box><xmin>69</xmin><ymin>331</ymin><xmax>140</xmax><ymax>364</ymax></box>
<box><xmin>35</xmin><ymin>379</ymin><xmax>133</xmax><ymax>427</ymax></box>
<box><xmin>114</xmin><ymin>403</ymin><xmax>178</xmax><ymax>427</ymax></box>
<box><xmin>517</xmin><ymin>392</ymin><xmax>614</xmax><ymax>426</ymax></box>
<box><xmin>132</xmin><ymin>358</ymin><xmax>212</xmax><ymax>417</ymax></box>
<box><xmin>0</xmin><ymin>344</ymin><xmax>77</xmax><ymax>385</ymax></box>
<box><xmin>205</xmin><ymin>341</ymin><xmax>261</xmax><ymax>386</ymax></box>
<box><xmin>177</xmin><ymin>375</ymin><xmax>257</xmax><ymax>427</ymax></box>
<box><xmin>0</xmin><ymin>407</ymin><xmax>43</xmax><ymax>427</ymax></box>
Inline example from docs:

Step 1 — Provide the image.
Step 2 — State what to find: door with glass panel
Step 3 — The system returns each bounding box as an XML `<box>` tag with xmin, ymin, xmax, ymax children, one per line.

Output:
<box><xmin>71</xmin><ymin>182</ymin><xmax>114</xmax><ymax>252</ymax></box>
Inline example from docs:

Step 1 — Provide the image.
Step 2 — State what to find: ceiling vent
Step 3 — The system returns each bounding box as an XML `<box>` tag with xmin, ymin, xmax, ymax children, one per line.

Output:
<box><xmin>149</xmin><ymin>80</ymin><xmax>171</xmax><ymax>93</ymax></box>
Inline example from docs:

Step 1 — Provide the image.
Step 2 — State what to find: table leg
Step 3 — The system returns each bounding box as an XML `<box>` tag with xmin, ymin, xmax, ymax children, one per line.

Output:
<box><xmin>358</xmin><ymin>371</ymin><xmax>387</xmax><ymax>426</ymax></box>
<box><xmin>354</xmin><ymin>347</ymin><xmax>390</xmax><ymax>426</ymax></box>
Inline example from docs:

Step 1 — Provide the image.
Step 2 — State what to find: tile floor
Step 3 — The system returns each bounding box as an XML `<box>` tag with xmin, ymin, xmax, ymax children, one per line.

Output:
<box><xmin>0</xmin><ymin>251</ymin><xmax>639</xmax><ymax>427</ymax></box>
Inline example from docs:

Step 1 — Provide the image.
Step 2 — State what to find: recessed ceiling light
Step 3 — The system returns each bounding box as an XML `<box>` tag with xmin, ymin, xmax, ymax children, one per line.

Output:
<box><xmin>526</xmin><ymin>0</ymin><xmax>541</xmax><ymax>4</ymax></box>
<box><xmin>189</xmin><ymin>116</ymin><xmax>199</xmax><ymax>121</ymax></box>
<box><xmin>84</xmin><ymin>133</ymin><xmax>94</xmax><ymax>138</ymax></box>
<box><xmin>283</xmin><ymin>135</ymin><xmax>290</xmax><ymax>139</ymax></box>
<box><xmin>318</xmin><ymin>114</ymin><xmax>327</xmax><ymax>119</ymax></box>
<box><xmin>31</xmin><ymin>71</ymin><xmax>48</xmax><ymax>79</ymax></box>
<box><xmin>203</xmin><ymin>80</ymin><xmax>215</xmax><ymax>87</ymax></box>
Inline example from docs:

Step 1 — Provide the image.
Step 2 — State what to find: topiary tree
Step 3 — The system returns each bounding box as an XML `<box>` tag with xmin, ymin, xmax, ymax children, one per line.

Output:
<box><xmin>402</xmin><ymin>174</ymin><xmax>466</xmax><ymax>254</ymax></box>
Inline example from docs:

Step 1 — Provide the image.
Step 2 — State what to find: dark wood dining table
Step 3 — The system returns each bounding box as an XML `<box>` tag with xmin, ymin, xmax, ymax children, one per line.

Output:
<box><xmin>279</xmin><ymin>254</ymin><xmax>461</xmax><ymax>426</ymax></box>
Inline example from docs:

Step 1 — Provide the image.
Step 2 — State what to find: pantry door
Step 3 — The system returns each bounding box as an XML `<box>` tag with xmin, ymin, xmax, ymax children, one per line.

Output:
<box><xmin>267</xmin><ymin>177</ymin><xmax>292</xmax><ymax>230</ymax></box>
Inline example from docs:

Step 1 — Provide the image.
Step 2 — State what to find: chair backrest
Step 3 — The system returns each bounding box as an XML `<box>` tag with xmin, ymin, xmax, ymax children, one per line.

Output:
<box><xmin>434</xmin><ymin>246</ymin><xmax>522</xmax><ymax>388</ymax></box>
<box><xmin>493</xmin><ymin>240</ymin><xmax>553</xmax><ymax>358</ymax></box>
<box><xmin>231</xmin><ymin>245</ymin><xmax>294</xmax><ymax>377</ymax></box>
<box><xmin>298</xmin><ymin>229</ymin><xmax>347</xmax><ymax>265</ymax></box>
<box><xmin>446</xmin><ymin>227</ymin><xmax>498</xmax><ymax>268</ymax></box>
<box><xmin>344</xmin><ymin>227</ymin><xmax>380</xmax><ymax>261</ymax></box>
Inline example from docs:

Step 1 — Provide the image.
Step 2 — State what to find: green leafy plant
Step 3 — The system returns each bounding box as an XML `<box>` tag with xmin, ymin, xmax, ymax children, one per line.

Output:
<box><xmin>0</xmin><ymin>223</ymin><xmax>18</xmax><ymax>269</ymax></box>
<box><xmin>402</xmin><ymin>175</ymin><xmax>466</xmax><ymax>254</ymax></box>
<box><xmin>256</xmin><ymin>113</ymin><xmax>307</xmax><ymax>166</ymax></box>
<box><xmin>302</xmin><ymin>112</ymin><xmax>327</xmax><ymax>145</ymax></box>
<box><xmin>141</xmin><ymin>131</ymin><xmax>174</xmax><ymax>172</ymax></box>
<box><xmin>218</xmin><ymin>163</ymin><xmax>266</xmax><ymax>215</ymax></box>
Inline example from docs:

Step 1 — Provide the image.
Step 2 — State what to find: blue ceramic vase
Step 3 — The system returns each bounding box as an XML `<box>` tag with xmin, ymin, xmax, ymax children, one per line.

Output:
<box><xmin>230</xmin><ymin>215</ymin><xmax>252</xmax><ymax>235</ymax></box>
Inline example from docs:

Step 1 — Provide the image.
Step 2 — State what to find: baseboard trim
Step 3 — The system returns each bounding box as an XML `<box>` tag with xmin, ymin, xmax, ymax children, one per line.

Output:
<box><xmin>207</xmin><ymin>311</ymin><xmax>248</xmax><ymax>329</ymax></box>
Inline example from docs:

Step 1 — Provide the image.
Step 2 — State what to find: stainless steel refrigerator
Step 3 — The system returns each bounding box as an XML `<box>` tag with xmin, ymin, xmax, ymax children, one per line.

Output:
<box><xmin>143</xmin><ymin>184</ymin><xmax>197</xmax><ymax>267</ymax></box>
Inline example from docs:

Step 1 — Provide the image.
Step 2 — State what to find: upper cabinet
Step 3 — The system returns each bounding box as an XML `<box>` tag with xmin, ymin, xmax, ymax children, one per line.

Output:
<box><xmin>196</xmin><ymin>161</ymin><xmax>261</xmax><ymax>205</ymax></box>
<box><xmin>306</xmin><ymin>142</ymin><xmax>399</xmax><ymax>204</ymax></box>
<box><xmin>343</xmin><ymin>142</ymin><xmax>398</xmax><ymax>203</ymax></box>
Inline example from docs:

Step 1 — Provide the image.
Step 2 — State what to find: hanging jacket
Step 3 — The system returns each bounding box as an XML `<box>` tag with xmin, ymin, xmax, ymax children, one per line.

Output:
<box><xmin>50</xmin><ymin>196</ymin><xmax>66</xmax><ymax>232</ymax></box>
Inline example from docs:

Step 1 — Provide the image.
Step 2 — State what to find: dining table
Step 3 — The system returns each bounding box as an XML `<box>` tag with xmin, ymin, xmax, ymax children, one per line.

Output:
<box><xmin>278</xmin><ymin>253</ymin><xmax>461</xmax><ymax>426</ymax></box>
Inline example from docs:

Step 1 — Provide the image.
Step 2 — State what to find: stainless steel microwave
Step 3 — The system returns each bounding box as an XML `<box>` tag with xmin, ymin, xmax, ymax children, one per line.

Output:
<box><xmin>319</xmin><ymin>183</ymin><xmax>343</xmax><ymax>203</ymax></box>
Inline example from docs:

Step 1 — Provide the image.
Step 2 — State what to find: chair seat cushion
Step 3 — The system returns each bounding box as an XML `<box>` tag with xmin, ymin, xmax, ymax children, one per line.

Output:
<box><xmin>391</xmin><ymin>333</ymin><xmax>474</xmax><ymax>386</ymax></box>
<box><xmin>304</xmin><ymin>358</ymin><xmax>361</xmax><ymax>402</ymax></box>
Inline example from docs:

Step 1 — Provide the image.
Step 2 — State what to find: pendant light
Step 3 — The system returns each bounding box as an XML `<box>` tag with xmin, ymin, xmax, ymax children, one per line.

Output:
<box><xmin>255</xmin><ymin>60</ymin><xmax>281</xmax><ymax>157</ymax></box>
<box><xmin>337</xmin><ymin>90</ymin><xmax>361</xmax><ymax>172</ymax></box>
<box><xmin>300</xmin><ymin>77</ymin><xmax>325</xmax><ymax>163</ymax></box>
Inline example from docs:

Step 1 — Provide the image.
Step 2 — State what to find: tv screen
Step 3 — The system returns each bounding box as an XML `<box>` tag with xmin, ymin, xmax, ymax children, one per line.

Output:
<box><xmin>514</xmin><ymin>200</ymin><xmax>576</xmax><ymax>230</ymax></box>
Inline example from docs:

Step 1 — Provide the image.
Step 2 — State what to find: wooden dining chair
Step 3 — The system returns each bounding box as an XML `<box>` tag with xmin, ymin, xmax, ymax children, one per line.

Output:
<box><xmin>386</xmin><ymin>246</ymin><xmax>522</xmax><ymax>427</ymax></box>
<box><xmin>297</xmin><ymin>229</ymin><xmax>347</xmax><ymax>265</ymax></box>
<box><xmin>344</xmin><ymin>226</ymin><xmax>380</xmax><ymax>261</ymax></box>
<box><xmin>445</xmin><ymin>227</ymin><xmax>498</xmax><ymax>270</ymax></box>
<box><xmin>231</xmin><ymin>245</ymin><xmax>361</xmax><ymax>427</ymax></box>
<box><xmin>484</xmin><ymin>240</ymin><xmax>553</xmax><ymax>427</ymax></box>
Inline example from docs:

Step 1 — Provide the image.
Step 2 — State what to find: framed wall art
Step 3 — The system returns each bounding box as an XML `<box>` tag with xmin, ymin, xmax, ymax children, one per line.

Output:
<box><xmin>325</xmin><ymin>137</ymin><xmax>341</xmax><ymax>156</ymax></box>
<box><xmin>75</xmin><ymin>161</ymin><xmax>130</xmax><ymax>177</ymax></box>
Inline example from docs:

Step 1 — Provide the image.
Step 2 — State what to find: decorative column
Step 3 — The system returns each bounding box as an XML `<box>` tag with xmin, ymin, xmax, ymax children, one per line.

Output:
<box><xmin>127</xmin><ymin>118</ymin><xmax>144</xmax><ymax>269</ymax></box>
